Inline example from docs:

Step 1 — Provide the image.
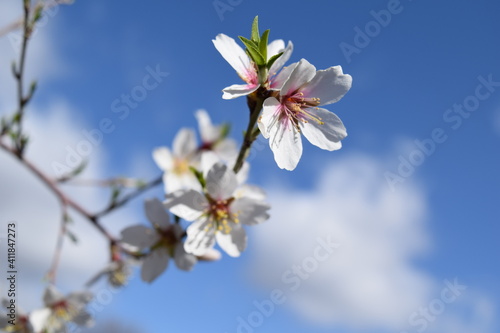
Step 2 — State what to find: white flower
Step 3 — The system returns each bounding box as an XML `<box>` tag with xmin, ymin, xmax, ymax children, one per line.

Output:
<box><xmin>213</xmin><ymin>33</ymin><xmax>293</xmax><ymax>99</ymax></box>
<box><xmin>36</xmin><ymin>285</ymin><xmax>93</xmax><ymax>333</ymax></box>
<box><xmin>258</xmin><ymin>58</ymin><xmax>352</xmax><ymax>170</ymax></box>
<box><xmin>120</xmin><ymin>198</ymin><xmax>197</xmax><ymax>283</ymax></box>
<box><xmin>153</xmin><ymin>128</ymin><xmax>200</xmax><ymax>193</ymax></box>
<box><xmin>195</xmin><ymin>109</ymin><xmax>238</xmax><ymax>162</ymax></box>
<box><xmin>0</xmin><ymin>299</ymin><xmax>35</xmax><ymax>332</ymax></box>
<box><xmin>166</xmin><ymin>163</ymin><xmax>270</xmax><ymax>257</ymax></box>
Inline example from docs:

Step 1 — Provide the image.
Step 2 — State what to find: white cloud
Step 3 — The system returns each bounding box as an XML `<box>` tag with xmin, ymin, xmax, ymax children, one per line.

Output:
<box><xmin>250</xmin><ymin>153</ymin><xmax>496</xmax><ymax>332</ymax></box>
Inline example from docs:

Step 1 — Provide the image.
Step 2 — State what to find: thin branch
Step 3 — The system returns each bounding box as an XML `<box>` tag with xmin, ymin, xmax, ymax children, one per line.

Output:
<box><xmin>0</xmin><ymin>140</ymin><xmax>116</xmax><ymax>241</ymax></box>
<box><xmin>46</xmin><ymin>204</ymin><xmax>69</xmax><ymax>284</ymax></box>
<box><xmin>93</xmin><ymin>175</ymin><xmax>163</xmax><ymax>219</ymax></box>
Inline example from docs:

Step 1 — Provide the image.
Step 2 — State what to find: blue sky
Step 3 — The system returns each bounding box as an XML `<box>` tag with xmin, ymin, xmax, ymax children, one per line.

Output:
<box><xmin>1</xmin><ymin>0</ymin><xmax>499</xmax><ymax>332</ymax></box>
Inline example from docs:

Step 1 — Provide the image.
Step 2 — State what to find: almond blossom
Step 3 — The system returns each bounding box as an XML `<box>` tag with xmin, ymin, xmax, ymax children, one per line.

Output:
<box><xmin>120</xmin><ymin>198</ymin><xmax>197</xmax><ymax>283</ymax></box>
<box><xmin>0</xmin><ymin>299</ymin><xmax>35</xmax><ymax>333</ymax></box>
<box><xmin>32</xmin><ymin>285</ymin><xmax>93</xmax><ymax>333</ymax></box>
<box><xmin>258</xmin><ymin>58</ymin><xmax>352</xmax><ymax>170</ymax></box>
<box><xmin>165</xmin><ymin>162</ymin><xmax>270</xmax><ymax>257</ymax></box>
<box><xmin>153</xmin><ymin>128</ymin><xmax>200</xmax><ymax>194</ymax></box>
<box><xmin>213</xmin><ymin>33</ymin><xmax>293</xmax><ymax>99</ymax></box>
<box><xmin>195</xmin><ymin>109</ymin><xmax>238</xmax><ymax>162</ymax></box>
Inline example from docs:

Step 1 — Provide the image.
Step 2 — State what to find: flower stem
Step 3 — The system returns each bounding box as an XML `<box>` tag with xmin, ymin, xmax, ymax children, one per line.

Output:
<box><xmin>233</xmin><ymin>88</ymin><xmax>267</xmax><ymax>174</ymax></box>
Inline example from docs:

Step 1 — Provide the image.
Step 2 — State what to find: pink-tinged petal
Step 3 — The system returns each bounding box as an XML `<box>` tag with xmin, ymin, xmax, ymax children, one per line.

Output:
<box><xmin>30</xmin><ymin>308</ymin><xmax>51</xmax><ymax>332</ymax></box>
<box><xmin>141</xmin><ymin>248</ymin><xmax>170</xmax><ymax>283</ymax></box>
<box><xmin>222</xmin><ymin>83</ymin><xmax>259</xmax><ymax>100</ymax></box>
<box><xmin>231</xmin><ymin>198</ymin><xmax>270</xmax><ymax>225</ymax></box>
<box><xmin>281</xmin><ymin>58</ymin><xmax>316</xmax><ymax>95</ymax></box>
<box><xmin>213</xmin><ymin>33</ymin><xmax>252</xmax><ymax>79</ymax></box>
<box><xmin>300</xmin><ymin>107</ymin><xmax>347</xmax><ymax>151</ymax></box>
<box><xmin>273</xmin><ymin>121</ymin><xmax>303</xmax><ymax>171</ymax></box>
<box><xmin>269</xmin><ymin>41</ymin><xmax>294</xmax><ymax>76</ymax></box>
<box><xmin>234</xmin><ymin>184</ymin><xmax>267</xmax><ymax>201</ymax></box>
<box><xmin>120</xmin><ymin>225</ymin><xmax>159</xmax><ymax>249</ymax></box>
<box><xmin>43</xmin><ymin>285</ymin><xmax>64</xmax><ymax>306</ymax></box>
<box><xmin>216</xmin><ymin>223</ymin><xmax>247</xmax><ymax>257</ymax></box>
<box><xmin>258</xmin><ymin>97</ymin><xmax>281</xmax><ymax>139</ymax></box>
<box><xmin>184</xmin><ymin>218</ymin><xmax>216</xmax><ymax>256</ymax></box>
<box><xmin>145</xmin><ymin>198</ymin><xmax>171</xmax><ymax>229</ymax></box>
<box><xmin>173</xmin><ymin>242</ymin><xmax>197</xmax><ymax>271</ymax></box>
<box><xmin>301</xmin><ymin>65</ymin><xmax>352</xmax><ymax>106</ymax></box>
<box><xmin>261</xmin><ymin>99</ymin><xmax>303</xmax><ymax>170</ymax></box>
<box><xmin>173</xmin><ymin>128</ymin><xmax>197</xmax><ymax>157</ymax></box>
<box><xmin>206</xmin><ymin>163</ymin><xmax>238</xmax><ymax>199</ymax></box>
<box><xmin>195</xmin><ymin>109</ymin><xmax>218</xmax><ymax>143</ymax></box>
<box><xmin>152</xmin><ymin>147</ymin><xmax>173</xmax><ymax>171</ymax></box>
<box><xmin>270</xmin><ymin>62</ymin><xmax>297</xmax><ymax>90</ymax></box>
<box><xmin>165</xmin><ymin>190</ymin><xmax>207</xmax><ymax>221</ymax></box>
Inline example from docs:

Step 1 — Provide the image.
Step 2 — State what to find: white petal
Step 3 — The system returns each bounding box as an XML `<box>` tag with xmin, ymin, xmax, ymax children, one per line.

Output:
<box><xmin>216</xmin><ymin>223</ymin><xmax>247</xmax><ymax>257</ymax></box>
<box><xmin>235</xmin><ymin>161</ymin><xmax>249</xmax><ymax>185</ymax></box>
<box><xmin>267</xmin><ymin>39</ymin><xmax>285</xmax><ymax>59</ymax></box>
<box><xmin>213</xmin><ymin>34</ymin><xmax>252</xmax><ymax>80</ymax></box>
<box><xmin>165</xmin><ymin>190</ymin><xmax>206</xmax><ymax>221</ymax></box>
<box><xmin>152</xmin><ymin>147</ymin><xmax>173</xmax><ymax>171</ymax></box>
<box><xmin>174</xmin><ymin>242</ymin><xmax>197</xmax><ymax>271</ymax></box>
<box><xmin>164</xmin><ymin>171</ymin><xmax>200</xmax><ymax>194</ymax></box>
<box><xmin>301</xmin><ymin>65</ymin><xmax>352</xmax><ymax>106</ymax></box>
<box><xmin>30</xmin><ymin>308</ymin><xmax>51</xmax><ymax>332</ymax></box>
<box><xmin>300</xmin><ymin>107</ymin><xmax>347</xmax><ymax>151</ymax></box>
<box><xmin>281</xmin><ymin>58</ymin><xmax>316</xmax><ymax>95</ymax></box>
<box><xmin>67</xmin><ymin>291</ymin><xmax>93</xmax><ymax>305</ymax></box>
<box><xmin>43</xmin><ymin>285</ymin><xmax>64</xmax><ymax>306</ymax></box>
<box><xmin>71</xmin><ymin>310</ymin><xmax>94</xmax><ymax>327</ymax></box>
<box><xmin>269</xmin><ymin>41</ymin><xmax>294</xmax><ymax>76</ymax></box>
<box><xmin>205</xmin><ymin>163</ymin><xmax>238</xmax><ymax>199</ymax></box>
<box><xmin>258</xmin><ymin>97</ymin><xmax>281</xmax><ymax>139</ymax></box>
<box><xmin>231</xmin><ymin>198</ymin><xmax>270</xmax><ymax>225</ymax></box>
<box><xmin>184</xmin><ymin>218</ymin><xmax>216</xmax><ymax>256</ymax></box>
<box><xmin>213</xmin><ymin>138</ymin><xmax>239</xmax><ymax>162</ymax></box>
<box><xmin>197</xmin><ymin>248</ymin><xmax>222</xmax><ymax>261</ymax></box>
<box><xmin>173</xmin><ymin>128</ymin><xmax>197</xmax><ymax>157</ymax></box>
<box><xmin>200</xmin><ymin>151</ymin><xmax>221</xmax><ymax>176</ymax></box>
<box><xmin>145</xmin><ymin>198</ymin><xmax>171</xmax><ymax>229</ymax></box>
<box><xmin>222</xmin><ymin>83</ymin><xmax>259</xmax><ymax>100</ymax></box>
<box><xmin>234</xmin><ymin>184</ymin><xmax>266</xmax><ymax>201</ymax></box>
<box><xmin>141</xmin><ymin>248</ymin><xmax>170</xmax><ymax>283</ymax></box>
<box><xmin>195</xmin><ymin>109</ymin><xmax>218</xmax><ymax>143</ymax></box>
<box><xmin>120</xmin><ymin>225</ymin><xmax>159</xmax><ymax>249</ymax></box>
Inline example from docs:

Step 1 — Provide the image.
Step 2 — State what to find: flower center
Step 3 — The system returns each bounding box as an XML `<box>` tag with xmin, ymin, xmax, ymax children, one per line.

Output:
<box><xmin>207</xmin><ymin>198</ymin><xmax>239</xmax><ymax>234</ymax></box>
<box><xmin>173</xmin><ymin>158</ymin><xmax>190</xmax><ymax>175</ymax></box>
<box><xmin>282</xmin><ymin>92</ymin><xmax>323</xmax><ymax>129</ymax></box>
<box><xmin>52</xmin><ymin>300</ymin><xmax>72</xmax><ymax>321</ymax></box>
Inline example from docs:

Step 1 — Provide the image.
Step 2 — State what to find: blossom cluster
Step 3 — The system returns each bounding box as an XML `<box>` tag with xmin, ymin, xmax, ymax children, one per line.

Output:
<box><xmin>1</xmin><ymin>16</ymin><xmax>351</xmax><ymax>333</ymax></box>
<box><xmin>117</xmin><ymin>16</ymin><xmax>352</xmax><ymax>284</ymax></box>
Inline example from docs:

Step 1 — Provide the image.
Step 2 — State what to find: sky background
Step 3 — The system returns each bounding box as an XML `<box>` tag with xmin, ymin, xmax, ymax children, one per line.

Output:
<box><xmin>0</xmin><ymin>0</ymin><xmax>499</xmax><ymax>332</ymax></box>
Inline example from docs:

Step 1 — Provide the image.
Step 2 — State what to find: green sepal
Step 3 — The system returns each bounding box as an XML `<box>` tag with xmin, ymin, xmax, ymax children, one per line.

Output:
<box><xmin>189</xmin><ymin>166</ymin><xmax>206</xmax><ymax>189</ymax></box>
<box><xmin>259</xmin><ymin>29</ymin><xmax>270</xmax><ymax>61</ymax></box>
<box><xmin>239</xmin><ymin>36</ymin><xmax>265</xmax><ymax>65</ymax></box>
<box><xmin>266</xmin><ymin>52</ymin><xmax>284</xmax><ymax>70</ymax></box>
<box><xmin>251</xmin><ymin>16</ymin><xmax>260</xmax><ymax>43</ymax></box>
